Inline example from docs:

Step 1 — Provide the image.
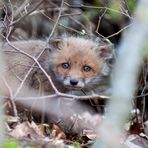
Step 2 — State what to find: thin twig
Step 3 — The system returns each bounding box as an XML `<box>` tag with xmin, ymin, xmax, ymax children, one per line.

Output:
<box><xmin>61</xmin><ymin>12</ymin><xmax>82</xmax><ymax>17</ymax></box>
<box><xmin>69</xmin><ymin>16</ymin><xmax>88</xmax><ymax>34</ymax></box>
<box><xmin>64</xmin><ymin>2</ymin><xmax>133</xmax><ymax>19</ymax></box>
<box><xmin>47</xmin><ymin>0</ymin><xmax>64</xmax><ymax>41</ymax></box>
<box><xmin>15</xmin><ymin>93</ymin><xmax>110</xmax><ymax>101</ymax></box>
<box><xmin>95</xmin><ymin>8</ymin><xmax>107</xmax><ymax>34</ymax></box>
<box><xmin>13</xmin><ymin>0</ymin><xmax>30</xmax><ymax>18</ymax></box>
<box><xmin>2</xmin><ymin>77</ymin><xmax>18</xmax><ymax>117</ymax></box>
<box><xmin>40</xmin><ymin>11</ymin><xmax>82</xmax><ymax>34</ymax></box>
<box><xmin>121</xmin><ymin>0</ymin><xmax>132</xmax><ymax>18</ymax></box>
<box><xmin>9</xmin><ymin>0</ymin><xmax>44</xmax><ymax>27</ymax></box>
<box><xmin>6</xmin><ymin>0</ymin><xmax>14</xmax><ymax>38</ymax></box>
<box><xmin>105</xmin><ymin>24</ymin><xmax>131</xmax><ymax>39</ymax></box>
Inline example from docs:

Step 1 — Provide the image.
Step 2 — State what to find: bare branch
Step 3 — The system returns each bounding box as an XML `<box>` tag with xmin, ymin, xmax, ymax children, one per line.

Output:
<box><xmin>13</xmin><ymin>0</ymin><xmax>30</xmax><ymax>18</ymax></box>
<box><xmin>105</xmin><ymin>24</ymin><xmax>131</xmax><ymax>39</ymax></box>
<box><xmin>9</xmin><ymin>0</ymin><xmax>44</xmax><ymax>27</ymax></box>
<box><xmin>40</xmin><ymin>11</ymin><xmax>83</xmax><ymax>34</ymax></box>
<box><xmin>95</xmin><ymin>8</ymin><xmax>107</xmax><ymax>36</ymax></box>
<box><xmin>64</xmin><ymin>2</ymin><xmax>133</xmax><ymax>19</ymax></box>
<box><xmin>16</xmin><ymin>93</ymin><xmax>110</xmax><ymax>101</ymax></box>
<box><xmin>2</xmin><ymin>77</ymin><xmax>18</xmax><ymax>117</ymax></box>
<box><xmin>47</xmin><ymin>0</ymin><xmax>64</xmax><ymax>41</ymax></box>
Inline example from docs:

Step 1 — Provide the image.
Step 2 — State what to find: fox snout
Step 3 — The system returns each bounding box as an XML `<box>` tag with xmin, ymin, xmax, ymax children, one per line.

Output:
<box><xmin>70</xmin><ymin>79</ymin><xmax>78</xmax><ymax>86</ymax></box>
<box><xmin>62</xmin><ymin>77</ymin><xmax>84</xmax><ymax>89</ymax></box>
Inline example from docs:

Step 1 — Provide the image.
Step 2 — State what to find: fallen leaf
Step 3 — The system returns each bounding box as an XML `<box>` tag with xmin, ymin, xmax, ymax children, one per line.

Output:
<box><xmin>9</xmin><ymin>121</ymin><xmax>44</xmax><ymax>140</ymax></box>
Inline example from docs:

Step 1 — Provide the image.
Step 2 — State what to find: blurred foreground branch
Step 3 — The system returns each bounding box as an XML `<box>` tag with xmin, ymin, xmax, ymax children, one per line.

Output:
<box><xmin>0</xmin><ymin>39</ymin><xmax>5</xmax><ymax>147</ymax></box>
<box><xmin>93</xmin><ymin>0</ymin><xmax>148</xmax><ymax>147</ymax></box>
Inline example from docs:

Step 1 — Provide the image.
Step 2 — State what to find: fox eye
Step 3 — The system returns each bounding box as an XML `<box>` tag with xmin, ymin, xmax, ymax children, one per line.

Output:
<box><xmin>83</xmin><ymin>65</ymin><xmax>92</xmax><ymax>72</ymax></box>
<box><xmin>61</xmin><ymin>63</ymin><xmax>69</xmax><ymax>69</ymax></box>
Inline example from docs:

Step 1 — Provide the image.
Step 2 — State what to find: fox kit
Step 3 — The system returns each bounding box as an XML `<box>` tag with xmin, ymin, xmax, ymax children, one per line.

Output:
<box><xmin>1</xmin><ymin>36</ymin><xmax>113</xmax><ymax>97</ymax></box>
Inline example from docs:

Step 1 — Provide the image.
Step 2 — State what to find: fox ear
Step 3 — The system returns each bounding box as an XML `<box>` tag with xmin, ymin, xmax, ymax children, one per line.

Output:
<box><xmin>96</xmin><ymin>44</ymin><xmax>114</xmax><ymax>60</ymax></box>
<box><xmin>48</xmin><ymin>38</ymin><xmax>64</xmax><ymax>50</ymax></box>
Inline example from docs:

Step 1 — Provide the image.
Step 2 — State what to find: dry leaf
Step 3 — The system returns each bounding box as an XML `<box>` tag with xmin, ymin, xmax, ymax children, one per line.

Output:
<box><xmin>9</xmin><ymin>121</ymin><xmax>45</xmax><ymax>139</ymax></box>
<box><xmin>83</xmin><ymin>129</ymin><xmax>97</xmax><ymax>140</ymax></box>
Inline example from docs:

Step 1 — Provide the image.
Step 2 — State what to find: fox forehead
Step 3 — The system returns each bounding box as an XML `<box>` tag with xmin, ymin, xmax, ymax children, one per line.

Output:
<box><xmin>51</xmin><ymin>36</ymin><xmax>100</xmax><ymax>56</ymax></box>
<box><xmin>65</xmin><ymin>37</ymin><xmax>98</xmax><ymax>49</ymax></box>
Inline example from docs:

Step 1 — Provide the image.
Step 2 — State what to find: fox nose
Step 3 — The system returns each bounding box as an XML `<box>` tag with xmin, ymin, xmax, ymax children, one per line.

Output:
<box><xmin>70</xmin><ymin>79</ymin><xmax>78</xmax><ymax>86</ymax></box>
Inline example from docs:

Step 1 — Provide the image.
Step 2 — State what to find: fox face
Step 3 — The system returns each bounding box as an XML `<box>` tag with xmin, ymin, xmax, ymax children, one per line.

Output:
<box><xmin>47</xmin><ymin>37</ymin><xmax>113</xmax><ymax>91</ymax></box>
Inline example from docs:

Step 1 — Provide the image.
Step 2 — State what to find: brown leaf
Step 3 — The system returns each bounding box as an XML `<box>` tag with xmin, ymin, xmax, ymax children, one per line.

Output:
<box><xmin>9</xmin><ymin>121</ymin><xmax>44</xmax><ymax>140</ymax></box>
<box><xmin>38</xmin><ymin>123</ymin><xmax>66</xmax><ymax>139</ymax></box>
<box><xmin>83</xmin><ymin>129</ymin><xmax>97</xmax><ymax>140</ymax></box>
<box><xmin>129</xmin><ymin>117</ymin><xmax>144</xmax><ymax>135</ymax></box>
